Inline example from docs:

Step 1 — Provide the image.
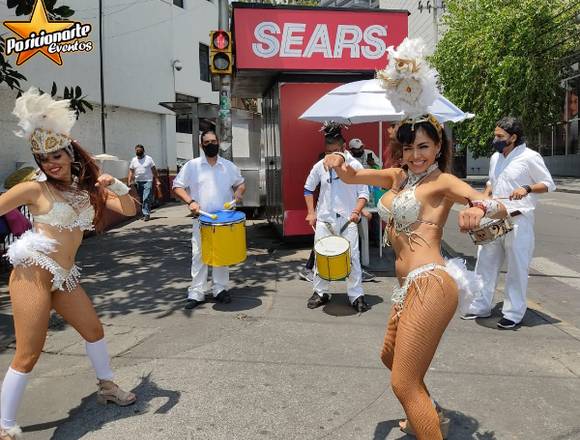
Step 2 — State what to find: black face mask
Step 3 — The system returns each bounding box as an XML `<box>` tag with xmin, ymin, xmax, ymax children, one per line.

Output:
<box><xmin>351</xmin><ymin>148</ymin><xmax>364</xmax><ymax>158</ymax></box>
<box><xmin>136</xmin><ymin>152</ymin><xmax>144</xmax><ymax>158</ymax></box>
<box><xmin>202</xmin><ymin>142</ymin><xmax>219</xmax><ymax>158</ymax></box>
<box><xmin>491</xmin><ymin>139</ymin><xmax>509</xmax><ymax>153</ymax></box>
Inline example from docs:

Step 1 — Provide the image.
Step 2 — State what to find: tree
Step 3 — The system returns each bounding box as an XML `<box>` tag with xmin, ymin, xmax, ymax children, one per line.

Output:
<box><xmin>430</xmin><ymin>0</ymin><xmax>579</xmax><ymax>157</ymax></box>
<box><xmin>1</xmin><ymin>0</ymin><xmax>92</xmax><ymax>117</ymax></box>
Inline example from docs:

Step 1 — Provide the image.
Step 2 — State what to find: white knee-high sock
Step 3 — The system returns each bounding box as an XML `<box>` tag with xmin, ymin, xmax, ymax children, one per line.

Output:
<box><xmin>85</xmin><ymin>338</ymin><xmax>114</xmax><ymax>381</ymax></box>
<box><xmin>1</xmin><ymin>367</ymin><xmax>29</xmax><ymax>429</ymax></box>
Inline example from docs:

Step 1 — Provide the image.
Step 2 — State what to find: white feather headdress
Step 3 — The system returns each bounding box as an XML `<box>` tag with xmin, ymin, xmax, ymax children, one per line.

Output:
<box><xmin>376</xmin><ymin>38</ymin><xmax>439</xmax><ymax>118</ymax></box>
<box><xmin>12</xmin><ymin>87</ymin><xmax>76</xmax><ymax>155</ymax></box>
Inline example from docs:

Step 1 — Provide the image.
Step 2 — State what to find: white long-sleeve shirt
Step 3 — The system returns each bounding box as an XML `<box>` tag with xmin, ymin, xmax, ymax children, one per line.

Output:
<box><xmin>304</xmin><ymin>152</ymin><xmax>369</xmax><ymax>223</ymax></box>
<box><xmin>487</xmin><ymin>143</ymin><xmax>556</xmax><ymax>218</ymax></box>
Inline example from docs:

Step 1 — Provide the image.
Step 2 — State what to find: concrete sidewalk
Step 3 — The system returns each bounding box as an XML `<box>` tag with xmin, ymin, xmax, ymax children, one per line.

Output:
<box><xmin>464</xmin><ymin>175</ymin><xmax>580</xmax><ymax>194</ymax></box>
<box><xmin>1</xmin><ymin>203</ymin><xmax>580</xmax><ymax>439</ymax></box>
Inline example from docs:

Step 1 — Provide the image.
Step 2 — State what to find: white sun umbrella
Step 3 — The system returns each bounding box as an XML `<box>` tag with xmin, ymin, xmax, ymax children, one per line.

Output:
<box><xmin>299</xmin><ymin>79</ymin><xmax>474</xmax><ymax>124</ymax></box>
<box><xmin>300</xmin><ymin>79</ymin><xmax>474</xmax><ymax>258</ymax></box>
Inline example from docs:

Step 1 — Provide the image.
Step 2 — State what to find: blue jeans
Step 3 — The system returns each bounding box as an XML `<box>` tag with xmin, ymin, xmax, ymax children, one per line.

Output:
<box><xmin>136</xmin><ymin>181</ymin><xmax>153</xmax><ymax>216</ymax></box>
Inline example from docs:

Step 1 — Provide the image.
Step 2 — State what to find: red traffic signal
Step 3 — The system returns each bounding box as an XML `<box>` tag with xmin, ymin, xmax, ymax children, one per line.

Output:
<box><xmin>209</xmin><ymin>30</ymin><xmax>233</xmax><ymax>75</ymax></box>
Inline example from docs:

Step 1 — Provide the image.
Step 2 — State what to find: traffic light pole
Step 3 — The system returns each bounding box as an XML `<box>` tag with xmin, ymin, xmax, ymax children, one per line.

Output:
<box><xmin>217</xmin><ymin>0</ymin><xmax>233</xmax><ymax>161</ymax></box>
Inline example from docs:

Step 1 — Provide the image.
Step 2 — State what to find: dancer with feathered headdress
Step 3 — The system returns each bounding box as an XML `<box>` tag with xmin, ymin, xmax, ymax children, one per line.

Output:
<box><xmin>323</xmin><ymin>39</ymin><xmax>509</xmax><ymax>439</ymax></box>
<box><xmin>0</xmin><ymin>88</ymin><xmax>138</xmax><ymax>440</ymax></box>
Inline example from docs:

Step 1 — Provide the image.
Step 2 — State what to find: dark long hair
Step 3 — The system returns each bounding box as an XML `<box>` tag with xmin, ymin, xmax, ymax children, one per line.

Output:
<box><xmin>34</xmin><ymin>140</ymin><xmax>107</xmax><ymax>229</ymax></box>
<box><xmin>390</xmin><ymin>120</ymin><xmax>453</xmax><ymax>173</ymax></box>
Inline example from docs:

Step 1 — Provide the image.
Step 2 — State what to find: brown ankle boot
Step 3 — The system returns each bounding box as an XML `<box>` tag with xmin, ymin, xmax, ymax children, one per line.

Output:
<box><xmin>96</xmin><ymin>380</ymin><xmax>136</xmax><ymax>406</ymax></box>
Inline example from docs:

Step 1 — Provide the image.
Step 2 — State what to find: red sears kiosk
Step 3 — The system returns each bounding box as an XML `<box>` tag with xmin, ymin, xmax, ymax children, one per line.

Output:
<box><xmin>232</xmin><ymin>3</ymin><xmax>408</xmax><ymax>237</ymax></box>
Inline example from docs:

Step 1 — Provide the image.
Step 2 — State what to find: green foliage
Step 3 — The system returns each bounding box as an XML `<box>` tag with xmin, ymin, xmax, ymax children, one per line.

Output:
<box><xmin>431</xmin><ymin>0</ymin><xmax>579</xmax><ymax>158</ymax></box>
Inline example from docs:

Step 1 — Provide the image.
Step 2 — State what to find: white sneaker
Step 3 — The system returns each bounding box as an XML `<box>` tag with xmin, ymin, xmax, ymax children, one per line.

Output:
<box><xmin>460</xmin><ymin>312</ymin><xmax>491</xmax><ymax>320</ymax></box>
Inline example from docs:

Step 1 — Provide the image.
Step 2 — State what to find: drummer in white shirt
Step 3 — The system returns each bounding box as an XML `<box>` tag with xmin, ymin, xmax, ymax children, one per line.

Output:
<box><xmin>172</xmin><ymin>130</ymin><xmax>246</xmax><ymax>309</ymax></box>
<box><xmin>304</xmin><ymin>123</ymin><xmax>370</xmax><ymax>313</ymax></box>
<box><xmin>463</xmin><ymin>117</ymin><xmax>556</xmax><ymax>329</ymax></box>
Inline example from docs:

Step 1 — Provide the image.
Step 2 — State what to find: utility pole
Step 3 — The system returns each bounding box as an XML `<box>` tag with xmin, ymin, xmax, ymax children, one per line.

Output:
<box><xmin>217</xmin><ymin>0</ymin><xmax>233</xmax><ymax>161</ymax></box>
<box><xmin>418</xmin><ymin>0</ymin><xmax>445</xmax><ymax>45</ymax></box>
<box><xmin>98</xmin><ymin>0</ymin><xmax>106</xmax><ymax>153</ymax></box>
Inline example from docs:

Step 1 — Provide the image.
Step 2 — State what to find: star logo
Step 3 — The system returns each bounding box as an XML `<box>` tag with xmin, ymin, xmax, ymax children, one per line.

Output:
<box><xmin>3</xmin><ymin>0</ymin><xmax>92</xmax><ymax>66</ymax></box>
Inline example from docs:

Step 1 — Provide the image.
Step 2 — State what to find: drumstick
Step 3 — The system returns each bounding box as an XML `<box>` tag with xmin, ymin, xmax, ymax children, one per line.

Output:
<box><xmin>339</xmin><ymin>220</ymin><xmax>352</xmax><ymax>235</ymax></box>
<box><xmin>224</xmin><ymin>199</ymin><xmax>237</xmax><ymax>209</ymax></box>
<box><xmin>199</xmin><ymin>210</ymin><xmax>218</xmax><ymax>220</ymax></box>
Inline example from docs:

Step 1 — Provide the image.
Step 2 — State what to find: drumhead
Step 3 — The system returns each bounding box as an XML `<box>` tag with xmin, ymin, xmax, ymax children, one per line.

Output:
<box><xmin>200</xmin><ymin>210</ymin><xmax>246</xmax><ymax>225</ymax></box>
<box><xmin>314</xmin><ymin>235</ymin><xmax>350</xmax><ymax>256</ymax></box>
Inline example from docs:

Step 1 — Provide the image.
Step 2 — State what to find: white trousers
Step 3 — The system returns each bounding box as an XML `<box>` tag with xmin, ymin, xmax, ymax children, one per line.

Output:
<box><xmin>313</xmin><ymin>218</ymin><xmax>364</xmax><ymax>304</ymax></box>
<box><xmin>188</xmin><ymin>220</ymin><xmax>229</xmax><ymax>301</ymax></box>
<box><xmin>471</xmin><ymin>214</ymin><xmax>535</xmax><ymax>323</ymax></box>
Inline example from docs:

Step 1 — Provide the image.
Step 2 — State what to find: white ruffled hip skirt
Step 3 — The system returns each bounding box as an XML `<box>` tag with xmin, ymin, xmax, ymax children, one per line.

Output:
<box><xmin>392</xmin><ymin>258</ymin><xmax>483</xmax><ymax>316</ymax></box>
<box><xmin>6</xmin><ymin>230</ymin><xmax>80</xmax><ymax>292</ymax></box>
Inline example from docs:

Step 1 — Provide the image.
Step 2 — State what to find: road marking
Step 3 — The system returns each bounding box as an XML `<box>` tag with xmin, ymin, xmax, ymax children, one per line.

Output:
<box><xmin>539</xmin><ymin>200</ymin><xmax>580</xmax><ymax>211</ymax></box>
<box><xmin>530</xmin><ymin>257</ymin><xmax>580</xmax><ymax>290</ymax></box>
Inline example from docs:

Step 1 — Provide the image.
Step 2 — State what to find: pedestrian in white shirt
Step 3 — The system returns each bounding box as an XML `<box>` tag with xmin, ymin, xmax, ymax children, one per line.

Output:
<box><xmin>172</xmin><ymin>130</ymin><xmax>246</xmax><ymax>309</ymax></box>
<box><xmin>463</xmin><ymin>117</ymin><xmax>556</xmax><ymax>329</ymax></box>
<box><xmin>304</xmin><ymin>123</ymin><xmax>370</xmax><ymax>312</ymax></box>
<box><xmin>128</xmin><ymin>145</ymin><xmax>161</xmax><ymax>221</ymax></box>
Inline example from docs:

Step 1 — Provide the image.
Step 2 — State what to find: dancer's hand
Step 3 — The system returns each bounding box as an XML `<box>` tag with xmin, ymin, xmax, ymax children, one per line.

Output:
<box><xmin>361</xmin><ymin>209</ymin><xmax>373</xmax><ymax>221</ymax></box>
<box><xmin>458</xmin><ymin>207</ymin><xmax>484</xmax><ymax>232</ymax></box>
<box><xmin>95</xmin><ymin>174</ymin><xmax>116</xmax><ymax>188</ymax></box>
<box><xmin>323</xmin><ymin>153</ymin><xmax>345</xmax><ymax>171</ymax></box>
<box><xmin>306</xmin><ymin>212</ymin><xmax>317</xmax><ymax>227</ymax></box>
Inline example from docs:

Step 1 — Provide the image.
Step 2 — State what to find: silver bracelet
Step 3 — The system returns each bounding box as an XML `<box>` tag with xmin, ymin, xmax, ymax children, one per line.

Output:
<box><xmin>108</xmin><ymin>178</ymin><xmax>130</xmax><ymax>196</ymax></box>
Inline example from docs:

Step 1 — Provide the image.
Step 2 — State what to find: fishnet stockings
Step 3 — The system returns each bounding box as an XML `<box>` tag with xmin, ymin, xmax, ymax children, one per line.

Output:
<box><xmin>380</xmin><ymin>269</ymin><xmax>458</xmax><ymax>440</ymax></box>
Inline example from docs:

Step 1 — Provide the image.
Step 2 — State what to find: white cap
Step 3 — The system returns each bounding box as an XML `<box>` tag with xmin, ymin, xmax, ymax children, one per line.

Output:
<box><xmin>348</xmin><ymin>138</ymin><xmax>363</xmax><ymax>149</ymax></box>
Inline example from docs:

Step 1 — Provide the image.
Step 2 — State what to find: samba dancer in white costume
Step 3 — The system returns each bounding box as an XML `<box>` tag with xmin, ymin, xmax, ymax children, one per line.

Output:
<box><xmin>0</xmin><ymin>89</ymin><xmax>137</xmax><ymax>440</ymax></box>
<box><xmin>324</xmin><ymin>39</ymin><xmax>508</xmax><ymax>439</ymax></box>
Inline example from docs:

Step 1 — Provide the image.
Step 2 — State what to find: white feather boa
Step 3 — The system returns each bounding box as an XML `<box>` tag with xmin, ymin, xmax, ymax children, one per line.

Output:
<box><xmin>6</xmin><ymin>230</ymin><xmax>58</xmax><ymax>266</ymax></box>
<box><xmin>445</xmin><ymin>257</ymin><xmax>484</xmax><ymax>316</ymax></box>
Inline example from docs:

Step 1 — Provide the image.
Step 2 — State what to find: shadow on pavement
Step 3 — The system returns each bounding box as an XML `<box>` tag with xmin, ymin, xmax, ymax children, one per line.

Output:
<box><xmin>474</xmin><ymin>302</ymin><xmax>561</xmax><ymax>330</ymax></box>
<box><xmin>373</xmin><ymin>408</ymin><xmax>497</xmax><ymax>439</ymax></box>
<box><xmin>0</xmin><ymin>313</ymin><xmax>14</xmax><ymax>350</ymax></box>
<box><xmin>73</xmin><ymin>221</ymin><xmax>302</xmax><ymax>321</ymax></box>
<box><xmin>322</xmin><ymin>293</ymin><xmax>384</xmax><ymax>317</ymax></box>
<box><xmin>23</xmin><ymin>373</ymin><xmax>180</xmax><ymax>439</ymax></box>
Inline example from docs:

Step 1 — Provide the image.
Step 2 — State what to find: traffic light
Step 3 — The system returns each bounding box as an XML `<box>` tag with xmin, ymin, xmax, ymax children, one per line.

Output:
<box><xmin>209</xmin><ymin>30</ymin><xmax>233</xmax><ymax>75</ymax></box>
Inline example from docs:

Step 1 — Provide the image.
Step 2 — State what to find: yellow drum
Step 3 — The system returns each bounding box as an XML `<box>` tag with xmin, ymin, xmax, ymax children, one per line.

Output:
<box><xmin>314</xmin><ymin>235</ymin><xmax>351</xmax><ymax>281</ymax></box>
<box><xmin>200</xmin><ymin>211</ymin><xmax>246</xmax><ymax>267</ymax></box>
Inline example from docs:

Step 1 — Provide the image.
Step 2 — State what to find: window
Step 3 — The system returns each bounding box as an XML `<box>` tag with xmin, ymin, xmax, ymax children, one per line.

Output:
<box><xmin>175</xmin><ymin>94</ymin><xmax>197</xmax><ymax>134</ymax></box>
<box><xmin>173</xmin><ymin>0</ymin><xmax>183</xmax><ymax>8</ymax></box>
<box><xmin>199</xmin><ymin>43</ymin><xmax>210</xmax><ymax>83</ymax></box>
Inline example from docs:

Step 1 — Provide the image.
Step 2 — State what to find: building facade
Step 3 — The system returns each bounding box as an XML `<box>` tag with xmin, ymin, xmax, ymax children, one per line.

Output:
<box><xmin>0</xmin><ymin>0</ymin><xmax>219</xmax><ymax>185</ymax></box>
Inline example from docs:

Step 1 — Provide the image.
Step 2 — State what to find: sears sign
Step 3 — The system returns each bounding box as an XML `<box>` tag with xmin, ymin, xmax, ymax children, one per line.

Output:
<box><xmin>233</xmin><ymin>7</ymin><xmax>408</xmax><ymax>71</ymax></box>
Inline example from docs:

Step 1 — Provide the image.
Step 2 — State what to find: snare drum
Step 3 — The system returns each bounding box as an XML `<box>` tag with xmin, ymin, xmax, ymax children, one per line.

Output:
<box><xmin>314</xmin><ymin>235</ymin><xmax>351</xmax><ymax>281</ymax></box>
<box><xmin>199</xmin><ymin>211</ymin><xmax>246</xmax><ymax>267</ymax></box>
<box><xmin>468</xmin><ymin>216</ymin><xmax>514</xmax><ymax>246</ymax></box>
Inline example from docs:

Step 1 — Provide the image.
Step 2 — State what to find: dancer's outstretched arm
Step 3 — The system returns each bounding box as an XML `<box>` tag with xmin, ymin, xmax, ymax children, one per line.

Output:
<box><xmin>323</xmin><ymin>153</ymin><xmax>400</xmax><ymax>189</ymax></box>
<box><xmin>0</xmin><ymin>181</ymin><xmax>40</xmax><ymax>217</ymax></box>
